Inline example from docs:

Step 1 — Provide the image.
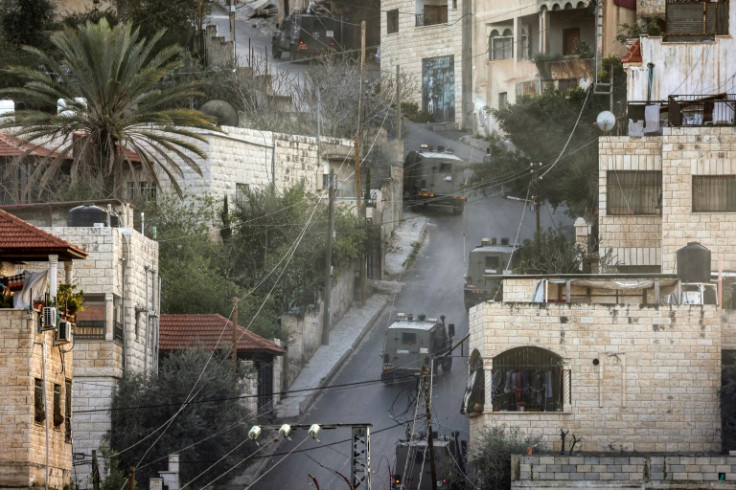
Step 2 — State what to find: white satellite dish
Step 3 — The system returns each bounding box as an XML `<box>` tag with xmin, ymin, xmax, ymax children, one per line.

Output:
<box><xmin>596</xmin><ymin>111</ymin><xmax>616</xmax><ymax>132</ymax></box>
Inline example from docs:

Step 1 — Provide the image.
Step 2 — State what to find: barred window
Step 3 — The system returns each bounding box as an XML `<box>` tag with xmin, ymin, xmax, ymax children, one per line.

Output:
<box><xmin>693</xmin><ymin>175</ymin><xmax>736</xmax><ymax>212</ymax></box>
<box><xmin>607</xmin><ymin>171</ymin><xmax>662</xmax><ymax>215</ymax></box>
<box><xmin>65</xmin><ymin>379</ymin><xmax>72</xmax><ymax>442</ymax></box>
<box><xmin>35</xmin><ymin>378</ymin><xmax>45</xmax><ymax>423</ymax></box>
<box><xmin>387</xmin><ymin>9</ymin><xmax>399</xmax><ymax>34</ymax></box>
<box><xmin>127</xmin><ymin>181</ymin><xmax>157</xmax><ymax>203</ymax></box>
<box><xmin>491</xmin><ymin>346</ymin><xmax>563</xmax><ymax>412</ymax></box>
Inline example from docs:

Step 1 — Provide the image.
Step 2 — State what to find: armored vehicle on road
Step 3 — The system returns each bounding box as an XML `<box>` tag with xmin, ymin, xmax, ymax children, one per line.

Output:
<box><xmin>381</xmin><ymin>313</ymin><xmax>454</xmax><ymax>383</ymax></box>
<box><xmin>403</xmin><ymin>145</ymin><xmax>468</xmax><ymax>214</ymax></box>
<box><xmin>464</xmin><ymin>237</ymin><xmax>520</xmax><ymax>309</ymax></box>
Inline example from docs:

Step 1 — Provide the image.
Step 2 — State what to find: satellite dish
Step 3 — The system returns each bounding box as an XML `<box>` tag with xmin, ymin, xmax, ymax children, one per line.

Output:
<box><xmin>596</xmin><ymin>111</ymin><xmax>615</xmax><ymax>132</ymax></box>
<box><xmin>199</xmin><ymin>99</ymin><xmax>239</xmax><ymax>127</ymax></box>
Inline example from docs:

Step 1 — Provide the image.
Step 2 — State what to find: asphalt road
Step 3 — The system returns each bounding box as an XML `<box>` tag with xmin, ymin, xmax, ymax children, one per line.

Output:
<box><xmin>254</xmin><ymin>143</ymin><xmax>572</xmax><ymax>488</ymax></box>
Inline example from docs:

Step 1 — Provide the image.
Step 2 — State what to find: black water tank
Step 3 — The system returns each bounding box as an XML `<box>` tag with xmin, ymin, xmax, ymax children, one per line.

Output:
<box><xmin>68</xmin><ymin>204</ymin><xmax>119</xmax><ymax>227</ymax></box>
<box><xmin>676</xmin><ymin>242</ymin><xmax>711</xmax><ymax>283</ymax></box>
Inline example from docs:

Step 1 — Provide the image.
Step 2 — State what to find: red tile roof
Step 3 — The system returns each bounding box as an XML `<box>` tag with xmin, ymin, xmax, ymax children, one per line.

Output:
<box><xmin>0</xmin><ymin>208</ymin><xmax>87</xmax><ymax>261</ymax></box>
<box><xmin>0</xmin><ymin>131</ymin><xmax>142</xmax><ymax>161</ymax></box>
<box><xmin>159</xmin><ymin>314</ymin><xmax>285</xmax><ymax>356</ymax></box>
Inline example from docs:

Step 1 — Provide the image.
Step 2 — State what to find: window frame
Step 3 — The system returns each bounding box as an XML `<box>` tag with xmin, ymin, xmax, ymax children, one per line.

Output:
<box><xmin>692</xmin><ymin>175</ymin><xmax>736</xmax><ymax>212</ymax></box>
<box><xmin>35</xmin><ymin>378</ymin><xmax>45</xmax><ymax>424</ymax></box>
<box><xmin>606</xmin><ymin>170</ymin><xmax>662</xmax><ymax>216</ymax></box>
<box><xmin>491</xmin><ymin>346</ymin><xmax>564</xmax><ymax>412</ymax></box>
<box><xmin>387</xmin><ymin>9</ymin><xmax>399</xmax><ymax>34</ymax></box>
<box><xmin>65</xmin><ymin>379</ymin><xmax>72</xmax><ymax>442</ymax></box>
<box><xmin>53</xmin><ymin>383</ymin><xmax>64</xmax><ymax>427</ymax></box>
<box><xmin>489</xmin><ymin>29</ymin><xmax>514</xmax><ymax>60</ymax></box>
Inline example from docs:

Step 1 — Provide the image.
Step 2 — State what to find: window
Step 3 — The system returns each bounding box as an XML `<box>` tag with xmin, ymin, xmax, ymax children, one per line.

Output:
<box><xmin>498</xmin><ymin>92</ymin><xmax>508</xmax><ymax>110</ymax></box>
<box><xmin>53</xmin><ymin>384</ymin><xmax>64</xmax><ymax>427</ymax></box>
<box><xmin>387</xmin><ymin>9</ymin><xmax>399</xmax><ymax>34</ymax></box>
<box><xmin>491</xmin><ymin>346</ymin><xmax>563</xmax><ymax>412</ymax></box>
<box><xmin>489</xmin><ymin>29</ymin><xmax>513</xmax><ymax>60</ymax></box>
<box><xmin>607</xmin><ymin>171</ymin><xmax>662</xmax><ymax>215</ymax></box>
<box><xmin>127</xmin><ymin>181</ymin><xmax>157</xmax><ymax>203</ymax></box>
<box><xmin>65</xmin><ymin>379</ymin><xmax>72</xmax><ymax>442</ymax></box>
<box><xmin>35</xmin><ymin>378</ymin><xmax>45</xmax><ymax>423</ymax></box>
<box><xmin>485</xmin><ymin>256</ymin><xmax>500</xmax><ymax>271</ymax></box>
<box><xmin>235</xmin><ymin>183</ymin><xmax>250</xmax><ymax>203</ymax></box>
<box><xmin>693</xmin><ymin>176</ymin><xmax>736</xmax><ymax>212</ymax></box>
<box><xmin>418</xmin><ymin>5</ymin><xmax>447</xmax><ymax>26</ymax></box>
<box><xmin>401</xmin><ymin>332</ymin><xmax>417</xmax><ymax>344</ymax></box>
<box><xmin>439</xmin><ymin>162</ymin><xmax>452</xmax><ymax>173</ymax></box>
<box><xmin>563</xmin><ymin>27</ymin><xmax>581</xmax><ymax>55</ymax></box>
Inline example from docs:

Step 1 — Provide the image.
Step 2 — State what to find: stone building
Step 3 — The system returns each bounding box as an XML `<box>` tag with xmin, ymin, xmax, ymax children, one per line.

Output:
<box><xmin>0</xmin><ymin>209</ymin><xmax>87</xmax><ymax>489</ymax></box>
<box><xmin>2</xmin><ymin>201</ymin><xmax>159</xmax><ymax>489</ymax></box>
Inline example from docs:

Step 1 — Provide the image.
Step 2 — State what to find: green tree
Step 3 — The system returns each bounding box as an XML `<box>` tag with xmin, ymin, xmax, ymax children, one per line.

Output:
<box><xmin>128</xmin><ymin>0</ymin><xmax>205</xmax><ymax>51</ymax></box>
<box><xmin>1</xmin><ymin>19</ymin><xmax>218</xmax><ymax>200</ymax></box>
<box><xmin>0</xmin><ymin>0</ymin><xmax>55</xmax><ymax>48</ymax></box>
<box><xmin>516</xmin><ymin>228</ymin><xmax>582</xmax><ymax>274</ymax></box>
<box><xmin>107</xmin><ymin>349</ymin><xmax>256</xmax><ymax>486</ymax></box>
<box><xmin>145</xmin><ymin>193</ymin><xmax>242</xmax><ymax>317</ymax></box>
<box><xmin>469</xmin><ymin>425</ymin><xmax>545</xmax><ymax>490</ymax></box>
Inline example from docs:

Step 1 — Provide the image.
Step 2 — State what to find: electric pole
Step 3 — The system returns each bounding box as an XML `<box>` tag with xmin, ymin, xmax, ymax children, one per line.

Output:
<box><xmin>229</xmin><ymin>0</ymin><xmax>237</xmax><ymax>64</ymax></box>
<box><xmin>396</xmin><ymin>65</ymin><xmax>402</xmax><ymax>139</ymax></box>
<box><xmin>532</xmin><ymin>162</ymin><xmax>542</xmax><ymax>235</ymax></box>
<box><xmin>232</xmin><ymin>297</ymin><xmax>238</xmax><ymax>378</ymax></box>
<box><xmin>423</xmin><ymin>368</ymin><xmax>438</xmax><ymax>490</ymax></box>
<box><xmin>322</xmin><ymin>170</ymin><xmax>334</xmax><ymax>345</ymax></box>
<box><xmin>356</xmin><ymin>20</ymin><xmax>367</xmax><ymax>305</ymax></box>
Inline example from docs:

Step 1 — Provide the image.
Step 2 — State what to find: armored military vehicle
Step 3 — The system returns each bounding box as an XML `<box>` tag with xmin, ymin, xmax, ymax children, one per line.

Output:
<box><xmin>403</xmin><ymin>145</ymin><xmax>468</xmax><ymax>214</ymax></box>
<box><xmin>381</xmin><ymin>313</ymin><xmax>454</xmax><ymax>383</ymax></box>
<box><xmin>464</xmin><ymin>237</ymin><xmax>520</xmax><ymax>309</ymax></box>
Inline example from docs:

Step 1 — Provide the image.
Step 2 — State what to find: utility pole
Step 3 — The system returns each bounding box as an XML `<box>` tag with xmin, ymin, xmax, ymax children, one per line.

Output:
<box><xmin>396</xmin><ymin>65</ymin><xmax>402</xmax><ymax>139</ymax></box>
<box><xmin>356</xmin><ymin>20</ymin><xmax>367</xmax><ymax>305</ymax></box>
<box><xmin>423</xmin><ymin>368</ymin><xmax>438</xmax><ymax>490</ymax></box>
<box><xmin>532</xmin><ymin>162</ymin><xmax>541</xmax><ymax>235</ymax></box>
<box><xmin>229</xmin><ymin>0</ymin><xmax>237</xmax><ymax>64</ymax></box>
<box><xmin>232</xmin><ymin>297</ymin><xmax>238</xmax><ymax>378</ymax></box>
<box><xmin>322</xmin><ymin>170</ymin><xmax>334</xmax><ymax>345</ymax></box>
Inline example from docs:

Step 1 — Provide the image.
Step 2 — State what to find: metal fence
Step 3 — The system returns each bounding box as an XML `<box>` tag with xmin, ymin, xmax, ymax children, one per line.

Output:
<box><xmin>75</xmin><ymin>319</ymin><xmax>124</xmax><ymax>342</ymax></box>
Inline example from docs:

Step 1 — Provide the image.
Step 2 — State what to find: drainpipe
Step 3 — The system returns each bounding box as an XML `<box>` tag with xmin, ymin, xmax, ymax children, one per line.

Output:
<box><xmin>647</xmin><ymin>63</ymin><xmax>655</xmax><ymax>104</ymax></box>
<box><xmin>144</xmin><ymin>265</ymin><xmax>149</xmax><ymax>374</ymax></box>
<box><xmin>120</xmin><ymin>231</ymin><xmax>131</xmax><ymax>372</ymax></box>
<box><xmin>35</xmin><ymin>340</ymin><xmax>50</xmax><ymax>490</ymax></box>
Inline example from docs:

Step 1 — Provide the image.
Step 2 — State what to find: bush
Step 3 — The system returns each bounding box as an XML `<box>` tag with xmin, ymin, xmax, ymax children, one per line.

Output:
<box><xmin>470</xmin><ymin>425</ymin><xmax>544</xmax><ymax>490</ymax></box>
<box><xmin>400</xmin><ymin>102</ymin><xmax>434</xmax><ymax>123</ymax></box>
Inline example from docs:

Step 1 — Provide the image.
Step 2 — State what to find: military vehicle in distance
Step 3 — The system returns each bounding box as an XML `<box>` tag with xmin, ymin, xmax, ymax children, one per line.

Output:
<box><xmin>403</xmin><ymin>145</ymin><xmax>469</xmax><ymax>214</ymax></box>
<box><xmin>271</xmin><ymin>12</ymin><xmax>355</xmax><ymax>61</ymax></box>
<box><xmin>381</xmin><ymin>313</ymin><xmax>454</xmax><ymax>383</ymax></box>
<box><xmin>391</xmin><ymin>432</ymin><xmax>467</xmax><ymax>489</ymax></box>
<box><xmin>464</xmin><ymin>237</ymin><xmax>520</xmax><ymax>309</ymax></box>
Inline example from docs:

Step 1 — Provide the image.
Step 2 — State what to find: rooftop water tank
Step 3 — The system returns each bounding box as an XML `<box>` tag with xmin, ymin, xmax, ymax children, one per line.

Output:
<box><xmin>68</xmin><ymin>204</ymin><xmax>119</xmax><ymax>228</ymax></box>
<box><xmin>676</xmin><ymin>242</ymin><xmax>711</xmax><ymax>283</ymax></box>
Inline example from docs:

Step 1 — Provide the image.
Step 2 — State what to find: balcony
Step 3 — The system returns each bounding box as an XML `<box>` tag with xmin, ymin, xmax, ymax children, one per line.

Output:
<box><xmin>415</xmin><ymin>5</ymin><xmax>447</xmax><ymax>27</ymax></box>
<box><xmin>626</xmin><ymin>94</ymin><xmax>736</xmax><ymax>136</ymax></box>
<box><xmin>75</xmin><ymin>319</ymin><xmax>124</xmax><ymax>342</ymax></box>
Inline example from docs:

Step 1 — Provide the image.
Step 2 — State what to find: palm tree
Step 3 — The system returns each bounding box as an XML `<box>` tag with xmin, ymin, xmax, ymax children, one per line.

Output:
<box><xmin>1</xmin><ymin>19</ymin><xmax>218</xmax><ymax>200</ymax></box>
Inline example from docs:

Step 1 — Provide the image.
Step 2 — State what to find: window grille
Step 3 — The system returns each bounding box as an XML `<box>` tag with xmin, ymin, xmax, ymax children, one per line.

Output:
<box><xmin>35</xmin><ymin>378</ymin><xmax>45</xmax><ymax>423</ymax></box>
<box><xmin>693</xmin><ymin>175</ymin><xmax>736</xmax><ymax>212</ymax></box>
<box><xmin>607</xmin><ymin>171</ymin><xmax>662</xmax><ymax>215</ymax></box>
<box><xmin>492</xmin><ymin>347</ymin><xmax>563</xmax><ymax>412</ymax></box>
<box><xmin>387</xmin><ymin>9</ymin><xmax>399</xmax><ymax>34</ymax></box>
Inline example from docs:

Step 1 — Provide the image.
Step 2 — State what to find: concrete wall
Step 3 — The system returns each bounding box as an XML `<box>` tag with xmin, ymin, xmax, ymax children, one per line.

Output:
<box><xmin>511</xmin><ymin>453</ymin><xmax>736</xmax><ymax>488</ymax></box>
<box><xmin>599</xmin><ymin>127</ymin><xmax>736</xmax><ymax>273</ymax></box>
<box><xmin>0</xmin><ymin>310</ymin><xmax>72</xmax><ymax>489</ymax></box>
<box><xmin>379</xmin><ymin>0</ymin><xmax>465</xmax><ymax>127</ymax></box>
<box><xmin>468</xmin><ymin>301</ymin><xmax>722</xmax><ymax>453</ymax></box>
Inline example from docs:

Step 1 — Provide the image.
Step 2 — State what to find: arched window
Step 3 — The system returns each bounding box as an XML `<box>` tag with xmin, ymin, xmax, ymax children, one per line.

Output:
<box><xmin>462</xmin><ymin>350</ymin><xmax>485</xmax><ymax>417</ymax></box>
<box><xmin>489</xmin><ymin>28</ymin><xmax>513</xmax><ymax>60</ymax></box>
<box><xmin>492</xmin><ymin>346</ymin><xmax>563</xmax><ymax>412</ymax></box>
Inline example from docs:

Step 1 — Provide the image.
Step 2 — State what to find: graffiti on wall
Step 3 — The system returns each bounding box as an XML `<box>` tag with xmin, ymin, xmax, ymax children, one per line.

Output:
<box><xmin>422</xmin><ymin>55</ymin><xmax>455</xmax><ymax>122</ymax></box>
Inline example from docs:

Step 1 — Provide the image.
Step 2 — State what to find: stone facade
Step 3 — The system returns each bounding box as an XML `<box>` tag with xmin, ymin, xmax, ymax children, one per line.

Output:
<box><xmin>379</xmin><ymin>0</ymin><xmax>466</xmax><ymax>127</ymax></box>
<box><xmin>0</xmin><ymin>310</ymin><xmax>73</xmax><ymax>489</ymax></box>
<box><xmin>599</xmin><ymin>127</ymin><xmax>736</xmax><ymax>273</ymax></box>
<box><xmin>468</xmin><ymin>298</ymin><xmax>722</xmax><ymax>453</ymax></box>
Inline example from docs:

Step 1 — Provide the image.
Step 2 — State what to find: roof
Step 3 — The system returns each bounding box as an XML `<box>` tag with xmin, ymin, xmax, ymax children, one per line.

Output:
<box><xmin>0</xmin><ymin>208</ymin><xmax>88</xmax><ymax>261</ymax></box>
<box><xmin>388</xmin><ymin>317</ymin><xmax>442</xmax><ymax>331</ymax></box>
<box><xmin>0</xmin><ymin>130</ymin><xmax>142</xmax><ymax>162</ymax></box>
<box><xmin>159</xmin><ymin>314</ymin><xmax>285</xmax><ymax>356</ymax></box>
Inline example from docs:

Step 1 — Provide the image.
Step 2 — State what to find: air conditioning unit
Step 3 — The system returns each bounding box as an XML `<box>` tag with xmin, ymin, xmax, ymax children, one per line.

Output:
<box><xmin>42</xmin><ymin>307</ymin><xmax>58</xmax><ymax>329</ymax></box>
<box><xmin>57</xmin><ymin>321</ymin><xmax>72</xmax><ymax>343</ymax></box>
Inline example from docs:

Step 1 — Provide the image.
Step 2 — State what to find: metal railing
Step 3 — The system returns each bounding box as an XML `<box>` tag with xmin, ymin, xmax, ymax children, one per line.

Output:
<box><xmin>75</xmin><ymin>319</ymin><xmax>125</xmax><ymax>342</ymax></box>
<box><xmin>625</xmin><ymin>94</ymin><xmax>736</xmax><ymax>135</ymax></box>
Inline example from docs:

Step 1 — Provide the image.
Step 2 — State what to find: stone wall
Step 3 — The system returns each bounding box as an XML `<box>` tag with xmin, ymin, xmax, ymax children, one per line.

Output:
<box><xmin>0</xmin><ymin>310</ymin><xmax>72</xmax><ymax>489</ymax></box>
<box><xmin>379</xmin><ymin>0</ymin><xmax>465</xmax><ymax>127</ymax></box>
<box><xmin>511</xmin><ymin>453</ymin><xmax>736</xmax><ymax>488</ymax></box>
<box><xmin>599</xmin><ymin>127</ymin><xmax>736</xmax><ymax>273</ymax></box>
<box><xmin>469</xmin><ymin>301</ymin><xmax>722</xmax><ymax>453</ymax></box>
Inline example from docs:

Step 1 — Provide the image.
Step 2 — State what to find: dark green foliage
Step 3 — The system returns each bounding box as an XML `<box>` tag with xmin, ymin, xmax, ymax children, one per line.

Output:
<box><xmin>400</xmin><ymin>102</ymin><xmax>434</xmax><ymax>123</ymax></box>
<box><xmin>128</xmin><ymin>0</ymin><xmax>200</xmax><ymax>50</ymax></box>
<box><xmin>144</xmin><ymin>193</ymin><xmax>242</xmax><ymax>318</ymax></box>
<box><xmin>107</xmin><ymin>349</ymin><xmax>256</xmax><ymax>487</ymax></box>
<box><xmin>470</xmin><ymin>425</ymin><xmax>544</xmax><ymax>490</ymax></box>
<box><xmin>721</xmin><ymin>350</ymin><xmax>736</xmax><ymax>451</ymax></box>
<box><xmin>516</xmin><ymin>228</ymin><xmax>582</xmax><ymax>274</ymax></box>
<box><xmin>0</xmin><ymin>0</ymin><xmax>55</xmax><ymax>48</ymax></box>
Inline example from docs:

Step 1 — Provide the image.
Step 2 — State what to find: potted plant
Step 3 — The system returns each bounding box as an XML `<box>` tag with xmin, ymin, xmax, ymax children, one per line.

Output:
<box><xmin>56</xmin><ymin>283</ymin><xmax>84</xmax><ymax>320</ymax></box>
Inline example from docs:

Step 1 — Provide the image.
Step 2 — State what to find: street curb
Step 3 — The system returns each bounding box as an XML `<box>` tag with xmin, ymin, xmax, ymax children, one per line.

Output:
<box><xmin>298</xmin><ymin>294</ymin><xmax>391</xmax><ymax>415</ymax></box>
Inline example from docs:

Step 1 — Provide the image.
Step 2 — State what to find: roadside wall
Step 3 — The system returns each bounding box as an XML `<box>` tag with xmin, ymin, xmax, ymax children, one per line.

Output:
<box><xmin>511</xmin><ymin>453</ymin><xmax>736</xmax><ymax>488</ymax></box>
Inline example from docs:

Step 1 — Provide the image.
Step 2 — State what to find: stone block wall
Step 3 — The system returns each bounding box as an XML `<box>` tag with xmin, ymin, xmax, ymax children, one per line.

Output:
<box><xmin>511</xmin><ymin>453</ymin><xmax>736</xmax><ymax>488</ymax></box>
<box><xmin>380</xmin><ymin>0</ymin><xmax>465</xmax><ymax>127</ymax></box>
<box><xmin>599</xmin><ymin>127</ymin><xmax>736</xmax><ymax>273</ymax></box>
<box><xmin>0</xmin><ymin>310</ymin><xmax>72</xmax><ymax>489</ymax></box>
<box><xmin>469</xmin><ymin>301</ymin><xmax>722</xmax><ymax>453</ymax></box>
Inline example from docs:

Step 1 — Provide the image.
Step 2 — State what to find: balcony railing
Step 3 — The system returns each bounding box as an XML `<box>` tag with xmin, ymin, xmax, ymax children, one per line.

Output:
<box><xmin>626</xmin><ymin>94</ymin><xmax>735</xmax><ymax>135</ymax></box>
<box><xmin>75</xmin><ymin>319</ymin><xmax>124</xmax><ymax>342</ymax></box>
